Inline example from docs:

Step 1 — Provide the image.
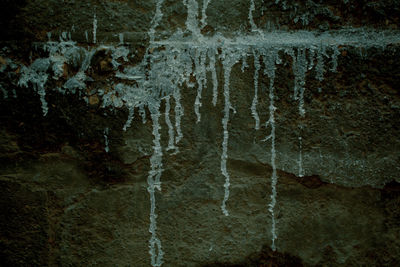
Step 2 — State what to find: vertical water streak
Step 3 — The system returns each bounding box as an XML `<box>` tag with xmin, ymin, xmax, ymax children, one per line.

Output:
<box><xmin>147</xmin><ymin>106</ymin><xmax>164</xmax><ymax>267</ymax></box>
<box><xmin>251</xmin><ymin>49</ymin><xmax>261</xmax><ymax>130</ymax></box>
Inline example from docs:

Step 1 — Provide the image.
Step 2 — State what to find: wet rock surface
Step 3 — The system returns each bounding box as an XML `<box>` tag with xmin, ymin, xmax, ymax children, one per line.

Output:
<box><xmin>0</xmin><ymin>0</ymin><xmax>400</xmax><ymax>266</ymax></box>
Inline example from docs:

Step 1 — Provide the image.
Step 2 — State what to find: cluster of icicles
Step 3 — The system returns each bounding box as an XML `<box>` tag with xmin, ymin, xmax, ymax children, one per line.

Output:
<box><xmin>5</xmin><ymin>0</ymin><xmax>399</xmax><ymax>266</ymax></box>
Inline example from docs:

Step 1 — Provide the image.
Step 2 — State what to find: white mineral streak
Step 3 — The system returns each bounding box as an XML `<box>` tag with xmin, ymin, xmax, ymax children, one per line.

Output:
<box><xmin>262</xmin><ymin>50</ymin><xmax>278</xmax><ymax>251</ymax></box>
<box><xmin>164</xmin><ymin>95</ymin><xmax>176</xmax><ymax>151</ymax></box>
<box><xmin>93</xmin><ymin>13</ymin><xmax>97</xmax><ymax>44</ymax></box>
<box><xmin>200</xmin><ymin>0</ymin><xmax>211</xmax><ymax>28</ymax></box>
<box><xmin>291</xmin><ymin>47</ymin><xmax>307</xmax><ymax>117</ymax></box>
<box><xmin>220</xmin><ymin>49</ymin><xmax>241</xmax><ymax>216</ymax></box>
<box><xmin>147</xmin><ymin>105</ymin><xmax>164</xmax><ymax>267</ymax></box>
<box><xmin>208</xmin><ymin>48</ymin><xmax>219</xmax><ymax>106</ymax></box>
<box><xmin>251</xmin><ymin>49</ymin><xmax>261</xmax><ymax>130</ymax></box>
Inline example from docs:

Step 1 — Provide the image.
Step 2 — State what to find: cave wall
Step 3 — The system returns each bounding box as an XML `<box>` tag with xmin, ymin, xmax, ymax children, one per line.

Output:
<box><xmin>0</xmin><ymin>0</ymin><xmax>400</xmax><ymax>266</ymax></box>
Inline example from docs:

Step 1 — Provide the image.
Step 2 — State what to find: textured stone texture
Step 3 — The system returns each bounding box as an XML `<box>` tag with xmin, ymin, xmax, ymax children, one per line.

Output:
<box><xmin>0</xmin><ymin>0</ymin><xmax>400</xmax><ymax>266</ymax></box>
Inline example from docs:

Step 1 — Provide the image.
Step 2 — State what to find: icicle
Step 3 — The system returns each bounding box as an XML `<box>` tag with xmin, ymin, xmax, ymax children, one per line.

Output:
<box><xmin>251</xmin><ymin>49</ymin><xmax>261</xmax><ymax>130</ymax></box>
<box><xmin>330</xmin><ymin>46</ymin><xmax>340</xmax><ymax>72</ymax></box>
<box><xmin>164</xmin><ymin>96</ymin><xmax>176</xmax><ymax>151</ymax></box>
<box><xmin>315</xmin><ymin>45</ymin><xmax>326</xmax><ymax>81</ymax></box>
<box><xmin>200</xmin><ymin>0</ymin><xmax>211</xmax><ymax>28</ymax></box>
<box><xmin>139</xmin><ymin>105</ymin><xmax>147</xmax><ymax>124</ymax></box>
<box><xmin>104</xmin><ymin>127</ymin><xmax>109</xmax><ymax>153</ymax></box>
<box><xmin>308</xmin><ymin>48</ymin><xmax>315</xmax><ymax>70</ymax></box>
<box><xmin>173</xmin><ymin>89</ymin><xmax>184</xmax><ymax>145</ymax></box>
<box><xmin>194</xmin><ymin>49</ymin><xmax>207</xmax><ymax>123</ymax></box>
<box><xmin>123</xmin><ymin>107</ymin><xmax>135</xmax><ymax>131</ymax></box>
<box><xmin>93</xmin><ymin>13</ymin><xmax>97</xmax><ymax>44</ymax></box>
<box><xmin>249</xmin><ymin>0</ymin><xmax>257</xmax><ymax>31</ymax></box>
<box><xmin>298</xmin><ymin>136</ymin><xmax>304</xmax><ymax>177</ymax></box>
<box><xmin>147</xmin><ymin>105</ymin><xmax>164</xmax><ymax>267</ymax></box>
<box><xmin>220</xmin><ymin>49</ymin><xmax>240</xmax><ymax>216</ymax></box>
<box><xmin>292</xmin><ymin>48</ymin><xmax>307</xmax><ymax>117</ymax></box>
<box><xmin>263</xmin><ymin>50</ymin><xmax>278</xmax><ymax>251</ymax></box>
<box><xmin>207</xmin><ymin>48</ymin><xmax>218</xmax><ymax>106</ymax></box>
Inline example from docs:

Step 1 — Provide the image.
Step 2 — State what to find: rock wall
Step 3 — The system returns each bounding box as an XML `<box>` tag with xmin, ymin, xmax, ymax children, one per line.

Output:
<box><xmin>0</xmin><ymin>0</ymin><xmax>400</xmax><ymax>266</ymax></box>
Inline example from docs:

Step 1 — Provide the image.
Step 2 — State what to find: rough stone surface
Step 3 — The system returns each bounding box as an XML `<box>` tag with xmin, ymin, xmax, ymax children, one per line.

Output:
<box><xmin>0</xmin><ymin>0</ymin><xmax>400</xmax><ymax>266</ymax></box>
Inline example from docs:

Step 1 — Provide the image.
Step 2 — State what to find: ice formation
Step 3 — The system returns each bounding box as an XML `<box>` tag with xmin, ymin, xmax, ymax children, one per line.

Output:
<box><xmin>93</xmin><ymin>13</ymin><xmax>97</xmax><ymax>44</ymax></box>
<box><xmin>147</xmin><ymin>105</ymin><xmax>164</xmax><ymax>267</ymax></box>
<box><xmin>251</xmin><ymin>49</ymin><xmax>261</xmax><ymax>130</ymax></box>
<box><xmin>262</xmin><ymin>49</ymin><xmax>279</xmax><ymax>251</ymax></box>
<box><xmin>220</xmin><ymin>49</ymin><xmax>241</xmax><ymax>216</ymax></box>
<box><xmin>4</xmin><ymin>0</ymin><xmax>400</xmax><ymax>263</ymax></box>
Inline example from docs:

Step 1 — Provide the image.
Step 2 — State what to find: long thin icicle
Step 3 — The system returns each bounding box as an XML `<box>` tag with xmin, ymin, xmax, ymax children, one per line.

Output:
<box><xmin>292</xmin><ymin>48</ymin><xmax>307</xmax><ymax>117</ymax></box>
<box><xmin>164</xmin><ymin>96</ymin><xmax>176</xmax><ymax>151</ymax></box>
<box><xmin>147</xmin><ymin>106</ymin><xmax>164</xmax><ymax>267</ymax></box>
<box><xmin>208</xmin><ymin>48</ymin><xmax>218</xmax><ymax>106</ymax></box>
<box><xmin>251</xmin><ymin>49</ymin><xmax>261</xmax><ymax>130</ymax></box>
<box><xmin>173</xmin><ymin>89</ymin><xmax>184</xmax><ymax>145</ymax></box>
<box><xmin>298</xmin><ymin>136</ymin><xmax>304</xmax><ymax>177</ymax></box>
<box><xmin>194</xmin><ymin>49</ymin><xmax>207</xmax><ymax>123</ymax></box>
<box><xmin>263</xmin><ymin>50</ymin><xmax>278</xmax><ymax>251</ymax></box>
<box><xmin>220</xmin><ymin>49</ymin><xmax>240</xmax><ymax>216</ymax></box>
<box><xmin>93</xmin><ymin>13</ymin><xmax>97</xmax><ymax>44</ymax></box>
